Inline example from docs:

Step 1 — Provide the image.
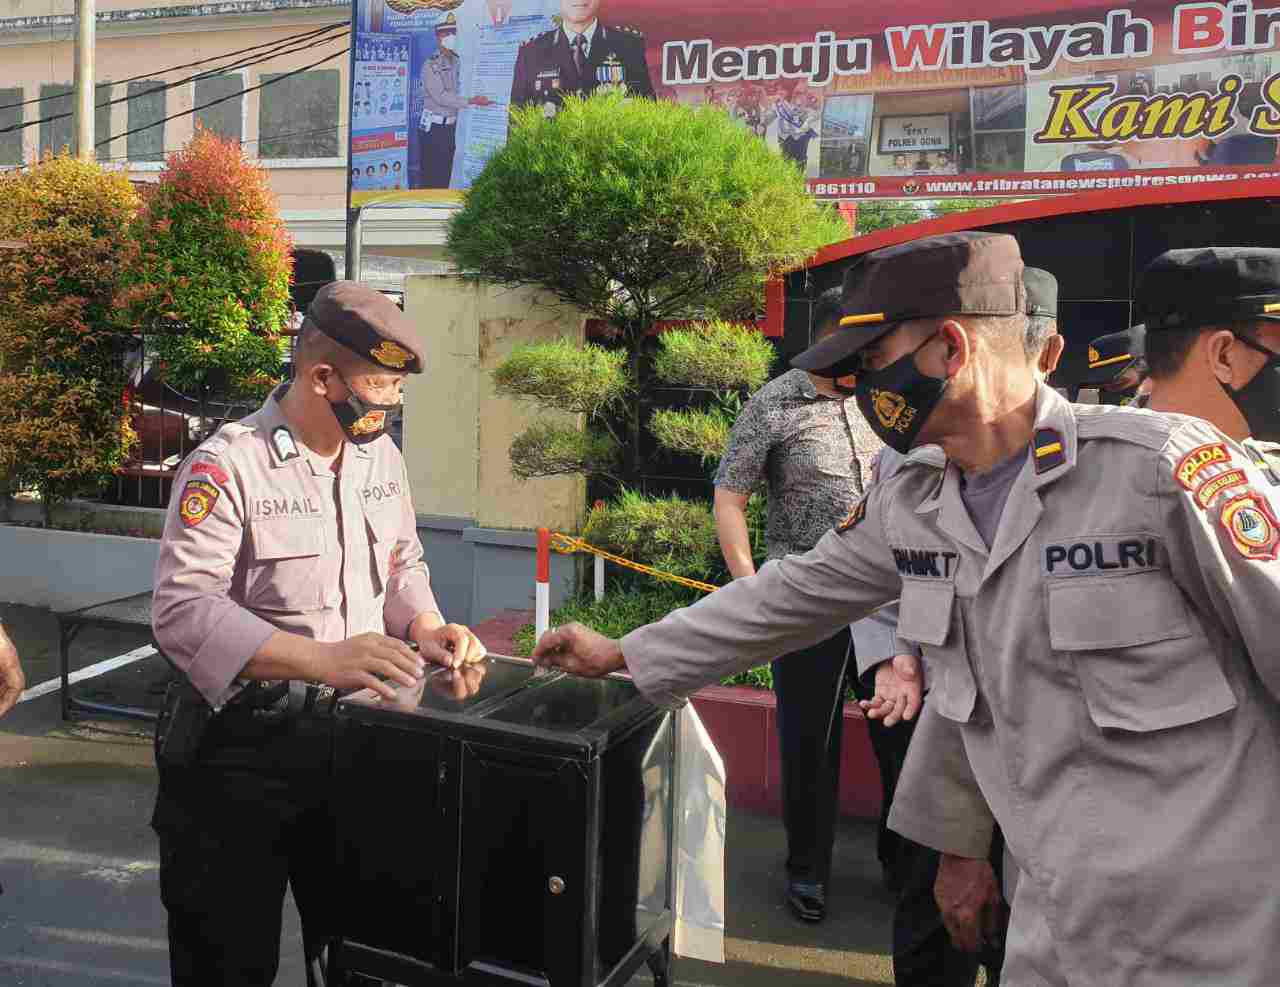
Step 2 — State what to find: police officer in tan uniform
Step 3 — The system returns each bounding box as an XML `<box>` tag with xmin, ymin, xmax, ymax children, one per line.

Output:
<box><xmin>533</xmin><ymin>232</ymin><xmax>1280</xmax><ymax>987</ymax></box>
<box><xmin>150</xmin><ymin>281</ymin><xmax>485</xmax><ymax>986</ymax></box>
<box><xmin>1078</xmin><ymin>326</ymin><xmax>1148</xmax><ymax>405</ymax></box>
<box><xmin>416</xmin><ymin>13</ymin><xmax>492</xmax><ymax>189</ymax></box>
<box><xmin>888</xmin><ymin>246</ymin><xmax>1280</xmax><ymax>962</ymax></box>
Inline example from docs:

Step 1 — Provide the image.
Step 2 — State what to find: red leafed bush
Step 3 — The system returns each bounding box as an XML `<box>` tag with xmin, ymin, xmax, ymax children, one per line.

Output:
<box><xmin>119</xmin><ymin>127</ymin><xmax>294</xmax><ymax>397</ymax></box>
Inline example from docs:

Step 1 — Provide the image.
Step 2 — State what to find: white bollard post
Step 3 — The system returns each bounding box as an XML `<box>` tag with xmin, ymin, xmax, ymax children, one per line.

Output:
<box><xmin>535</xmin><ymin>528</ymin><xmax>551</xmax><ymax>645</ymax></box>
<box><xmin>594</xmin><ymin>553</ymin><xmax>604</xmax><ymax>602</ymax></box>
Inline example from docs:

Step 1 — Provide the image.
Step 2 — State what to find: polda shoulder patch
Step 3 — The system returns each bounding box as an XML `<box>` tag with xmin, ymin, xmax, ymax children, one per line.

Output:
<box><xmin>837</xmin><ymin>498</ymin><xmax>866</xmax><ymax>533</ymax></box>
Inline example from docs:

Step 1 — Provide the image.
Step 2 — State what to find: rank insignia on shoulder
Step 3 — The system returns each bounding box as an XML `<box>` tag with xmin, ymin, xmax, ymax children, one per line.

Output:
<box><xmin>837</xmin><ymin>498</ymin><xmax>866</xmax><ymax>533</ymax></box>
<box><xmin>272</xmin><ymin>426</ymin><xmax>300</xmax><ymax>462</ymax></box>
<box><xmin>179</xmin><ymin>480</ymin><xmax>219</xmax><ymax>528</ymax></box>
<box><xmin>1033</xmin><ymin>428</ymin><xmax>1065</xmax><ymax>474</ymax></box>
<box><xmin>1219</xmin><ymin>490</ymin><xmax>1280</xmax><ymax>561</ymax></box>
<box><xmin>1176</xmin><ymin>442</ymin><xmax>1231</xmax><ymax>490</ymax></box>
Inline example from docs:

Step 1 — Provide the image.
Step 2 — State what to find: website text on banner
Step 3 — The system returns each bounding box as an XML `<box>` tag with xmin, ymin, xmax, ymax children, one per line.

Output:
<box><xmin>347</xmin><ymin>0</ymin><xmax>1280</xmax><ymax>205</ymax></box>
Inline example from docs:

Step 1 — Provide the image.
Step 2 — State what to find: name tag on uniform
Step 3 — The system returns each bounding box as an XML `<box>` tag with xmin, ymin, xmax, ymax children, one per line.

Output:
<box><xmin>253</xmin><ymin>496</ymin><xmax>324</xmax><ymax>519</ymax></box>
<box><xmin>1044</xmin><ymin>536</ymin><xmax>1162</xmax><ymax>575</ymax></box>
<box><xmin>891</xmin><ymin>546</ymin><xmax>958</xmax><ymax>579</ymax></box>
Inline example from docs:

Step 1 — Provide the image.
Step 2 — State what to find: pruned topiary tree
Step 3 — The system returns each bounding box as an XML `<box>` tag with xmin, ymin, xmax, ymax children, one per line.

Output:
<box><xmin>448</xmin><ymin>90</ymin><xmax>844</xmax><ymax>489</ymax></box>
<box><xmin>0</xmin><ymin>153</ymin><xmax>141</xmax><ymax>523</ymax></box>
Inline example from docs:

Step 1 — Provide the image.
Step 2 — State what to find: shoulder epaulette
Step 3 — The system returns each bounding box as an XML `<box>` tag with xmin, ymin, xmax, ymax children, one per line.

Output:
<box><xmin>1075</xmin><ymin>404</ymin><xmax>1194</xmax><ymax>452</ymax></box>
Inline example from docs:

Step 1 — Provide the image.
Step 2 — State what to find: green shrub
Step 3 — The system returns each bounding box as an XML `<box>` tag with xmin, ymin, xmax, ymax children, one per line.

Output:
<box><xmin>492</xmin><ymin>338</ymin><xmax>629</xmax><ymax>415</ymax></box>
<box><xmin>653</xmin><ymin>320</ymin><xmax>775</xmax><ymax>391</ymax></box>
<box><xmin>648</xmin><ymin>407</ymin><xmax>731</xmax><ymax>463</ymax></box>
<box><xmin>582</xmin><ymin>489</ymin><xmax>720</xmax><ymax>581</ymax></box>
<box><xmin>509</xmin><ymin>422</ymin><xmax>620</xmax><ymax>480</ymax></box>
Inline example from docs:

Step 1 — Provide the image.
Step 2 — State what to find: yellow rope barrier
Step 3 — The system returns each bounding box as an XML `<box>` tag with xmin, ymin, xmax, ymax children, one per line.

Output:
<box><xmin>548</xmin><ymin>532</ymin><xmax>720</xmax><ymax>595</ymax></box>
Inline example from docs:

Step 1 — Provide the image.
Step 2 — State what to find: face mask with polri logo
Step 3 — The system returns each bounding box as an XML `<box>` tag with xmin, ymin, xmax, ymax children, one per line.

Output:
<box><xmin>853</xmin><ymin>335</ymin><xmax>949</xmax><ymax>454</ymax></box>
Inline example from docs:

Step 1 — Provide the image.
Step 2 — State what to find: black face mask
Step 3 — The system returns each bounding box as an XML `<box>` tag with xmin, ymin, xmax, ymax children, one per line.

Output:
<box><xmin>330</xmin><ymin>371</ymin><xmax>402</xmax><ymax>445</ymax></box>
<box><xmin>1226</xmin><ymin>335</ymin><xmax>1280</xmax><ymax>443</ymax></box>
<box><xmin>854</xmin><ymin>335</ymin><xmax>949</xmax><ymax>454</ymax></box>
<box><xmin>1099</xmin><ymin>386</ymin><xmax>1140</xmax><ymax>407</ymax></box>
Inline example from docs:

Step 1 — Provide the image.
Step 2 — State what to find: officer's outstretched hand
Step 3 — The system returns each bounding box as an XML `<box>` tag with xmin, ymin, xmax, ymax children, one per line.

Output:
<box><xmin>413</xmin><ymin>620</ymin><xmax>486</xmax><ymax>671</ymax></box>
<box><xmin>319</xmin><ymin>632</ymin><xmax>425</xmax><ymax>700</ymax></box>
<box><xmin>532</xmin><ymin>623</ymin><xmax>626</xmax><ymax>678</ymax></box>
<box><xmin>862</xmin><ymin>653</ymin><xmax>923</xmax><ymax>727</ymax></box>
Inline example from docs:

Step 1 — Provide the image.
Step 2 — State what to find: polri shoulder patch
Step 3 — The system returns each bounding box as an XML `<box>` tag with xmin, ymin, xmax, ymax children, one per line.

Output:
<box><xmin>837</xmin><ymin>498</ymin><xmax>866</xmax><ymax>533</ymax></box>
<box><xmin>179</xmin><ymin>480</ymin><xmax>219</xmax><ymax>528</ymax></box>
<box><xmin>1032</xmin><ymin>428</ymin><xmax>1065</xmax><ymax>474</ymax></box>
<box><xmin>272</xmin><ymin>426</ymin><xmax>300</xmax><ymax>463</ymax></box>
<box><xmin>1219</xmin><ymin>489</ymin><xmax>1280</xmax><ymax>561</ymax></box>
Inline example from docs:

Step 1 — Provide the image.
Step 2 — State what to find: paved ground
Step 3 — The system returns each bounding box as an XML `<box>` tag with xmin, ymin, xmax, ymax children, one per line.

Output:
<box><xmin>0</xmin><ymin>603</ymin><xmax>901</xmax><ymax>986</ymax></box>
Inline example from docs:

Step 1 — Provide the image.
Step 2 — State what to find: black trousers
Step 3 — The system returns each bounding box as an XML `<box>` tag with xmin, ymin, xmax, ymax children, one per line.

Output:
<box><xmin>771</xmin><ymin>628</ymin><xmax>852</xmax><ymax>884</ymax></box>
<box><xmin>857</xmin><ymin>688</ymin><xmax>1007</xmax><ymax>987</ymax></box>
<box><xmin>151</xmin><ymin>709</ymin><xmax>337</xmax><ymax>987</ymax></box>
<box><xmin>422</xmin><ymin>122</ymin><xmax>456</xmax><ymax>189</ymax></box>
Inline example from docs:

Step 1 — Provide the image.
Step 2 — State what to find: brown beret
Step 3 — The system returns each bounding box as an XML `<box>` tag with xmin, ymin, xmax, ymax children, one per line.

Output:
<box><xmin>793</xmin><ymin>232</ymin><xmax>1025</xmax><ymax>376</ymax></box>
<box><xmin>305</xmin><ymin>281</ymin><xmax>424</xmax><ymax>374</ymax></box>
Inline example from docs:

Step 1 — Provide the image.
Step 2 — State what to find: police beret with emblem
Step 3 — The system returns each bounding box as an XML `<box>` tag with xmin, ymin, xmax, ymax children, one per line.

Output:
<box><xmin>1023</xmin><ymin>267</ymin><xmax>1057</xmax><ymax>318</ymax></box>
<box><xmin>305</xmin><ymin>281</ymin><xmax>425</xmax><ymax>374</ymax></box>
<box><xmin>1079</xmin><ymin>326</ymin><xmax>1145</xmax><ymax>386</ymax></box>
<box><xmin>792</xmin><ymin>232</ymin><xmax>1025</xmax><ymax>377</ymax></box>
<box><xmin>1138</xmin><ymin>247</ymin><xmax>1280</xmax><ymax>333</ymax></box>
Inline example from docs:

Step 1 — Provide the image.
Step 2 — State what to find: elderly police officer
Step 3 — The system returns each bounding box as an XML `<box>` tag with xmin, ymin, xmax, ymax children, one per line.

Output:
<box><xmin>855</xmin><ymin>266</ymin><xmax>1060</xmax><ymax>987</ymax></box>
<box><xmin>889</xmin><ymin>247</ymin><xmax>1280</xmax><ymax>962</ymax></box>
<box><xmin>150</xmin><ymin>282</ymin><xmax>485</xmax><ymax>986</ymax></box>
<box><xmin>533</xmin><ymin>231</ymin><xmax>1280</xmax><ymax>987</ymax></box>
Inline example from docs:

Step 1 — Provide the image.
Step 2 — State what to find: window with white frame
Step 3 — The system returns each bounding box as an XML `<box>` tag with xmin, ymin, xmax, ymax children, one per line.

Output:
<box><xmin>127</xmin><ymin>80</ymin><xmax>167</xmax><ymax>163</ymax></box>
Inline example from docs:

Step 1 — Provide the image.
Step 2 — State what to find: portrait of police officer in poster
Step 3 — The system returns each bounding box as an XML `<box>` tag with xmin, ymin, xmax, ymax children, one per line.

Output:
<box><xmin>509</xmin><ymin>0</ymin><xmax>655</xmax><ymax>116</ymax></box>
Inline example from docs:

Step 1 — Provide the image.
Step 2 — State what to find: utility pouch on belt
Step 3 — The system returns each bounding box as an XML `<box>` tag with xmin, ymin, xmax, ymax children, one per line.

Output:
<box><xmin>155</xmin><ymin>678</ymin><xmax>213</xmax><ymax>769</ymax></box>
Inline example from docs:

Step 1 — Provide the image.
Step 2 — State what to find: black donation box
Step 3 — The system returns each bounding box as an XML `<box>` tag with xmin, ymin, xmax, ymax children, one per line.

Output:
<box><xmin>331</xmin><ymin>656</ymin><xmax>679</xmax><ymax>987</ymax></box>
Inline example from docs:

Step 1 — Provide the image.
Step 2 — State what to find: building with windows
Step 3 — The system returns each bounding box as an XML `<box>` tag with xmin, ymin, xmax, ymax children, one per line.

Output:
<box><xmin>0</xmin><ymin>0</ymin><xmax>452</xmax><ymax>287</ymax></box>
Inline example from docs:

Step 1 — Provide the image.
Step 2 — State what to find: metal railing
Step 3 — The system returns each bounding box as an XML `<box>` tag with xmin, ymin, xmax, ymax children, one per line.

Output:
<box><xmin>103</xmin><ymin>329</ymin><xmax>298</xmax><ymax>509</ymax></box>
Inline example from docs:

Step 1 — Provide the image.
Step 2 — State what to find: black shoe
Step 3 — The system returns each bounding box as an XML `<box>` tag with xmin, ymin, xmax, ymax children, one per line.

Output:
<box><xmin>786</xmin><ymin>879</ymin><xmax>826</xmax><ymax>923</ymax></box>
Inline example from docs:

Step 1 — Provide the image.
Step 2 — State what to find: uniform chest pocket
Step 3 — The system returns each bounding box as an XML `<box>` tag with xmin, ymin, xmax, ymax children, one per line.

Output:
<box><xmin>247</xmin><ymin>519</ymin><xmax>325</xmax><ymax>612</ymax></box>
<box><xmin>365</xmin><ymin>507</ymin><xmax>399</xmax><ymax>598</ymax></box>
<box><xmin>1047</xmin><ymin>572</ymin><xmax>1236</xmax><ymax>732</ymax></box>
<box><xmin>898</xmin><ymin>579</ymin><xmax>977</xmax><ymax>724</ymax></box>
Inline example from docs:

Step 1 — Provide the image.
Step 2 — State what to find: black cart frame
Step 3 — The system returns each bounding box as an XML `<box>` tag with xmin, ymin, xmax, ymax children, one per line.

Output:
<box><xmin>54</xmin><ymin>591</ymin><xmax>162</xmax><ymax>723</ymax></box>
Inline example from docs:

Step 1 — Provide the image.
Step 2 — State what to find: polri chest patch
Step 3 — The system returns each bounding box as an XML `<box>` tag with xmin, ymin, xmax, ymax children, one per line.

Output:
<box><xmin>1044</xmin><ymin>536</ymin><xmax>1162</xmax><ymax>575</ymax></box>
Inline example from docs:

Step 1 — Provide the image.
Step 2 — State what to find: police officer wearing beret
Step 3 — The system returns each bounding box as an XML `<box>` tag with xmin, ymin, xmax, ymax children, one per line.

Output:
<box><xmin>150</xmin><ymin>282</ymin><xmax>487</xmax><ymax>986</ymax></box>
<box><xmin>535</xmin><ymin>231</ymin><xmax>1280</xmax><ymax>986</ymax></box>
<box><xmin>509</xmin><ymin>0</ymin><xmax>654</xmax><ymax>116</ymax></box>
<box><xmin>1078</xmin><ymin>326</ymin><xmax>1149</xmax><ymax>405</ymax></box>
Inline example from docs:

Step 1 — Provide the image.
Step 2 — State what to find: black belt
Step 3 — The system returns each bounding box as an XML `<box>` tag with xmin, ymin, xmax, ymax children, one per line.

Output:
<box><xmin>224</xmin><ymin>681</ymin><xmax>343</xmax><ymax>720</ymax></box>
